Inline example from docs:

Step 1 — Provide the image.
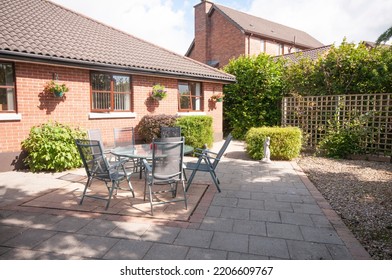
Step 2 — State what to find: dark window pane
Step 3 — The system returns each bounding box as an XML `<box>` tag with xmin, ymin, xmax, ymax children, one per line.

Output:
<box><xmin>91</xmin><ymin>73</ymin><xmax>111</xmax><ymax>91</ymax></box>
<box><xmin>0</xmin><ymin>63</ymin><xmax>14</xmax><ymax>86</ymax></box>
<box><xmin>180</xmin><ymin>95</ymin><xmax>191</xmax><ymax>109</ymax></box>
<box><xmin>0</xmin><ymin>63</ymin><xmax>16</xmax><ymax>112</ymax></box>
<box><xmin>113</xmin><ymin>75</ymin><xmax>130</xmax><ymax>92</ymax></box>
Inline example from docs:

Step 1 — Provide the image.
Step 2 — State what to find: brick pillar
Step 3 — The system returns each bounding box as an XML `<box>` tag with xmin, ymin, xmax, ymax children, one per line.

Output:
<box><xmin>193</xmin><ymin>0</ymin><xmax>213</xmax><ymax>64</ymax></box>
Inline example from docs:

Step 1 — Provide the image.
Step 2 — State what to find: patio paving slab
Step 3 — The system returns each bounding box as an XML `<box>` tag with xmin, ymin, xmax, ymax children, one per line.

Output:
<box><xmin>0</xmin><ymin>140</ymin><xmax>371</xmax><ymax>260</ymax></box>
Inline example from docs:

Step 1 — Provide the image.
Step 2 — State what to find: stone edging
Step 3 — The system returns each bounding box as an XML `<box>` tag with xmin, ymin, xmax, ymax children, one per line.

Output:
<box><xmin>290</xmin><ymin>161</ymin><xmax>372</xmax><ymax>260</ymax></box>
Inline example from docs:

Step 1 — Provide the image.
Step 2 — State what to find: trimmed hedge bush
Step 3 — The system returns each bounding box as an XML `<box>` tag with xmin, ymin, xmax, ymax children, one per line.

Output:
<box><xmin>136</xmin><ymin>114</ymin><xmax>214</xmax><ymax>150</ymax></box>
<box><xmin>245</xmin><ymin>127</ymin><xmax>302</xmax><ymax>160</ymax></box>
<box><xmin>176</xmin><ymin>115</ymin><xmax>214</xmax><ymax>149</ymax></box>
<box><xmin>21</xmin><ymin>121</ymin><xmax>86</xmax><ymax>172</ymax></box>
<box><xmin>137</xmin><ymin>114</ymin><xmax>178</xmax><ymax>143</ymax></box>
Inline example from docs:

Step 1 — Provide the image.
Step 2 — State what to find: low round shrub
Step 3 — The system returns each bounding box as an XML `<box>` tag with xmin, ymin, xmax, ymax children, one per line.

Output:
<box><xmin>137</xmin><ymin>114</ymin><xmax>178</xmax><ymax>143</ymax></box>
<box><xmin>245</xmin><ymin>126</ymin><xmax>302</xmax><ymax>160</ymax></box>
<box><xmin>21</xmin><ymin>121</ymin><xmax>86</xmax><ymax>172</ymax></box>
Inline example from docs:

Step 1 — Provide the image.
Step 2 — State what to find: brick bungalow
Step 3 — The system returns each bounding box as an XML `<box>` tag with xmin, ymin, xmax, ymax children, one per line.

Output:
<box><xmin>0</xmin><ymin>0</ymin><xmax>235</xmax><ymax>172</ymax></box>
<box><xmin>186</xmin><ymin>0</ymin><xmax>324</xmax><ymax>67</ymax></box>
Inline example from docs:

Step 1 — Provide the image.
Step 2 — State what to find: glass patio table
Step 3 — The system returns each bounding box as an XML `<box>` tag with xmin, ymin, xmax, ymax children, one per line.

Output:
<box><xmin>111</xmin><ymin>143</ymin><xmax>193</xmax><ymax>178</ymax></box>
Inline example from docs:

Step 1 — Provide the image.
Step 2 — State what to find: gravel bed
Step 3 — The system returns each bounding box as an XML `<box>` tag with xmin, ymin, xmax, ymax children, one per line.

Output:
<box><xmin>296</xmin><ymin>156</ymin><xmax>392</xmax><ymax>259</ymax></box>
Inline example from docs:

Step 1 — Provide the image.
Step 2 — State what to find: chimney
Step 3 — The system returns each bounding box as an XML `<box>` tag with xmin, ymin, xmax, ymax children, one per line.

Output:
<box><xmin>193</xmin><ymin>1</ymin><xmax>213</xmax><ymax>64</ymax></box>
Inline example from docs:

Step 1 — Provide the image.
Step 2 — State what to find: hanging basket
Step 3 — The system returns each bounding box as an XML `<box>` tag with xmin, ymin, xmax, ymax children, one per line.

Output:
<box><xmin>151</xmin><ymin>84</ymin><xmax>167</xmax><ymax>101</ymax></box>
<box><xmin>45</xmin><ymin>80</ymin><xmax>69</xmax><ymax>98</ymax></box>
<box><xmin>53</xmin><ymin>91</ymin><xmax>64</xmax><ymax>98</ymax></box>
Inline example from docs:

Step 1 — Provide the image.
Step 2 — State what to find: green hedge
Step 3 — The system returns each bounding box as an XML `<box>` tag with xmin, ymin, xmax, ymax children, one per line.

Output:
<box><xmin>176</xmin><ymin>115</ymin><xmax>214</xmax><ymax>149</ymax></box>
<box><xmin>137</xmin><ymin>114</ymin><xmax>214</xmax><ymax>150</ymax></box>
<box><xmin>245</xmin><ymin>127</ymin><xmax>302</xmax><ymax>160</ymax></box>
<box><xmin>21</xmin><ymin>121</ymin><xmax>86</xmax><ymax>172</ymax></box>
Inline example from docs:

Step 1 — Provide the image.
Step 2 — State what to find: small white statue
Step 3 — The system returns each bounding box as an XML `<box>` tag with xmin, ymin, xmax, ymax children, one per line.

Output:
<box><xmin>262</xmin><ymin>136</ymin><xmax>271</xmax><ymax>162</ymax></box>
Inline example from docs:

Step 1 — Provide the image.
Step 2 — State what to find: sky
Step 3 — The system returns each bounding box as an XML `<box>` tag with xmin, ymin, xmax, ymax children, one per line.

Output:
<box><xmin>51</xmin><ymin>0</ymin><xmax>392</xmax><ymax>55</ymax></box>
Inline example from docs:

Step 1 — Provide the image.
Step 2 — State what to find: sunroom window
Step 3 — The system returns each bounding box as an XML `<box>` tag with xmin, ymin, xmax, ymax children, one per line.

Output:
<box><xmin>91</xmin><ymin>72</ymin><xmax>131</xmax><ymax>112</ymax></box>
<box><xmin>178</xmin><ymin>81</ymin><xmax>202</xmax><ymax>111</ymax></box>
<box><xmin>0</xmin><ymin>62</ymin><xmax>16</xmax><ymax>112</ymax></box>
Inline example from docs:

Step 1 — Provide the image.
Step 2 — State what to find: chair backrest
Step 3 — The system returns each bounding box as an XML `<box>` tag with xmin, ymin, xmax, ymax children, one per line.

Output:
<box><xmin>75</xmin><ymin>139</ymin><xmax>110</xmax><ymax>178</ymax></box>
<box><xmin>151</xmin><ymin>137</ymin><xmax>185</xmax><ymax>180</ymax></box>
<box><xmin>211</xmin><ymin>133</ymin><xmax>233</xmax><ymax>169</ymax></box>
<box><xmin>87</xmin><ymin>129</ymin><xmax>105</xmax><ymax>151</ymax></box>
<box><xmin>114</xmin><ymin>127</ymin><xmax>135</xmax><ymax>148</ymax></box>
<box><xmin>160</xmin><ymin>126</ymin><xmax>181</xmax><ymax>138</ymax></box>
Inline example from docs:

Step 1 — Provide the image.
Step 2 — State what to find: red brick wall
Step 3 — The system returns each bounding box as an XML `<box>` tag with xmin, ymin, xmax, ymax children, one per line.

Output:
<box><xmin>189</xmin><ymin>2</ymin><xmax>245</xmax><ymax>67</ymax></box>
<box><xmin>0</xmin><ymin>62</ymin><xmax>223</xmax><ymax>163</ymax></box>
<box><xmin>188</xmin><ymin>4</ymin><xmax>310</xmax><ymax>66</ymax></box>
<box><xmin>190</xmin><ymin>1</ymin><xmax>213</xmax><ymax>63</ymax></box>
<box><xmin>209</xmin><ymin>10</ymin><xmax>245</xmax><ymax>67</ymax></box>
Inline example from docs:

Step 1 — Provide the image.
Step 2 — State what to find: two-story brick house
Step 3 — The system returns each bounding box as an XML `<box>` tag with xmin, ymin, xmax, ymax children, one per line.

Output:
<box><xmin>186</xmin><ymin>0</ymin><xmax>324</xmax><ymax>67</ymax></box>
<box><xmin>0</xmin><ymin>0</ymin><xmax>235</xmax><ymax>172</ymax></box>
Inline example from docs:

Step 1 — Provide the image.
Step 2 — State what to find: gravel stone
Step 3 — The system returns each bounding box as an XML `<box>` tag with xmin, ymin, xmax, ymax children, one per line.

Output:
<box><xmin>297</xmin><ymin>156</ymin><xmax>392</xmax><ymax>260</ymax></box>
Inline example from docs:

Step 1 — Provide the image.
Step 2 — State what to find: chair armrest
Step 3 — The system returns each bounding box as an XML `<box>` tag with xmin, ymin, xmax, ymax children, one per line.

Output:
<box><xmin>204</xmin><ymin>150</ymin><xmax>218</xmax><ymax>156</ymax></box>
<box><xmin>142</xmin><ymin>159</ymin><xmax>152</xmax><ymax>172</ymax></box>
<box><xmin>202</xmin><ymin>152</ymin><xmax>219</xmax><ymax>163</ymax></box>
<box><xmin>109</xmin><ymin>157</ymin><xmax>128</xmax><ymax>169</ymax></box>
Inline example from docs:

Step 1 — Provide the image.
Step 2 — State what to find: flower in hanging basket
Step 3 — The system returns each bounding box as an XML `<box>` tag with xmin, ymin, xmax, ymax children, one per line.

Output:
<box><xmin>210</xmin><ymin>93</ymin><xmax>224</xmax><ymax>102</ymax></box>
<box><xmin>150</xmin><ymin>84</ymin><xmax>167</xmax><ymax>101</ymax></box>
<box><xmin>45</xmin><ymin>80</ymin><xmax>69</xmax><ymax>97</ymax></box>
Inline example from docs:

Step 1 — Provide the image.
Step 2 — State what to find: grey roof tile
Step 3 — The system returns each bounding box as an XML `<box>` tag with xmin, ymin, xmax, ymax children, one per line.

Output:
<box><xmin>0</xmin><ymin>0</ymin><xmax>235</xmax><ymax>82</ymax></box>
<box><xmin>214</xmin><ymin>4</ymin><xmax>324</xmax><ymax>49</ymax></box>
<box><xmin>278</xmin><ymin>45</ymin><xmax>332</xmax><ymax>63</ymax></box>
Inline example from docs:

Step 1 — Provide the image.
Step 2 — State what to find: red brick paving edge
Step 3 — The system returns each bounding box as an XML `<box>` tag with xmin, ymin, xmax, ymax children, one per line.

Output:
<box><xmin>291</xmin><ymin>161</ymin><xmax>371</xmax><ymax>260</ymax></box>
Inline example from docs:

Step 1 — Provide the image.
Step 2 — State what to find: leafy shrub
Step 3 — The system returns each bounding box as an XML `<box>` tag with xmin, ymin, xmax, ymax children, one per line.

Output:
<box><xmin>137</xmin><ymin>114</ymin><xmax>178</xmax><ymax>143</ymax></box>
<box><xmin>137</xmin><ymin>114</ymin><xmax>214</xmax><ymax>149</ymax></box>
<box><xmin>318</xmin><ymin>112</ymin><xmax>373</xmax><ymax>158</ymax></box>
<box><xmin>21</xmin><ymin>121</ymin><xmax>86</xmax><ymax>172</ymax></box>
<box><xmin>245</xmin><ymin>127</ymin><xmax>302</xmax><ymax>160</ymax></box>
<box><xmin>176</xmin><ymin>115</ymin><xmax>214</xmax><ymax>149</ymax></box>
<box><xmin>223</xmin><ymin>53</ymin><xmax>285</xmax><ymax>139</ymax></box>
<box><xmin>283</xmin><ymin>40</ymin><xmax>392</xmax><ymax>96</ymax></box>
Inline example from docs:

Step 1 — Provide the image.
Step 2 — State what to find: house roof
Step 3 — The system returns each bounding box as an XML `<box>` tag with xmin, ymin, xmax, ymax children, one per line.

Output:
<box><xmin>361</xmin><ymin>41</ymin><xmax>391</xmax><ymax>48</ymax></box>
<box><xmin>213</xmin><ymin>4</ymin><xmax>324</xmax><ymax>49</ymax></box>
<box><xmin>278</xmin><ymin>45</ymin><xmax>332</xmax><ymax>63</ymax></box>
<box><xmin>0</xmin><ymin>0</ymin><xmax>235</xmax><ymax>83</ymax></box>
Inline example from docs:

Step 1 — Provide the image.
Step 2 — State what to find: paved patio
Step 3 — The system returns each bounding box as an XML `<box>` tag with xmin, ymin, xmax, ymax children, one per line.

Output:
<box><xmin>0</xmin><ymin>140</ymin><xmax>370</xmax><ymax>260</ymax></box>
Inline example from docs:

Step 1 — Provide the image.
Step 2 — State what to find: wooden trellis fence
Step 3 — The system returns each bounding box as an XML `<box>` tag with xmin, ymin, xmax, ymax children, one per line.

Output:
<box><xmin>282</xmin><ymin>93</ymin><xmax>392</xmax><ymax>155</ymax></box>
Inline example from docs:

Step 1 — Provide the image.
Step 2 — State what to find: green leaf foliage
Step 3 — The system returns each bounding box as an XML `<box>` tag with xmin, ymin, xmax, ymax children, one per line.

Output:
<box><xmin>176</xmin><ymin>115</ymin><xmax>214</xmax><ymax>149</ymax></box>
<box><xmin>283</xmin><ymin>39</ymin><xmax>392</xmax><ymax>96</ymax></box>
<box><xmin>245</xmin><ymin>127</ymin><xmax>302</xmax><ymax>160</ymax></box>
<box><xmin>137</xmin><ymin>114</ymin><xmax>178</xmax><ymax>143</ymax></box>
<box><xmin>223</xmin><ymin>54</ymin><xmax>285</xmax><ymax>139</ymax></box>
<box><xmin>318</xmin><ymin>111</ymin><xmax>375</xmax><ymax>158</ymax></box>
<box><xmin>136</xmin><ymin>114</ymin><xmax>214</xmax><ymax>150</ymax></box>
<box><xmin>21</xmin><ymin>121</ymin><xmax>86</xmax><ymax>172</ymax></box>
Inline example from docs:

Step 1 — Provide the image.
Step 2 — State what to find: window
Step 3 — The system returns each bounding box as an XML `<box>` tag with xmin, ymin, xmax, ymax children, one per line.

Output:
<box><xmin>260</xmin><ymin>39</ymin><xmax>265</xmax><ymax>53</ymax></box>
<box><xmin>178</xmin><ymin>81</ymin><xmax>202</xmax><ymax>111</ymax></box>
<box><xmin>277</xmin><ymin>44</ymin><xmax>284</xmax><ymax>55</ymax></box>
<box><xmin>90</xmin><ymin>72</ymin><xmax>131</xmax><ymax>112</ymax></box>
<box><xmin>0</xmin><ymin>62</ymin><xmax>16</xmax><ymax>112</ymax></box>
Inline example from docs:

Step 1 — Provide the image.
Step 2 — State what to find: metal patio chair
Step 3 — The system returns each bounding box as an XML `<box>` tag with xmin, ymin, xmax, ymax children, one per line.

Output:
<box><xmin>113</xmin><ymin>127</ymin><xmax>138</xmax><ymax>173</ymax></box>
<box><xmin>114</xmin><ymin>127</ymin><xmax>135</xmax><ymax>148</ymax></box>
<box><xmin>142</xmin><ymin>137</ymin><xmax>187</xmax><ymax>215</ymax></box>
<box><xmin>185</xmin><ymin>133</ymin><xmax>233</xmax><ymax>192</ymax></box>
<box><xmin>160</xmin><ymin>126</ymin><xmax>181</xmax><ymax>138</ymax></box>
<box><xmin>75</xmin><ymin>139</ymin><xmax>135</xmax><ymax>210</ymax></box>
<box><xmin>87</xmin><ymin>129</ymin><xmax>110</xmax><ymax>153</ymax></box>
